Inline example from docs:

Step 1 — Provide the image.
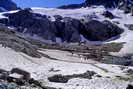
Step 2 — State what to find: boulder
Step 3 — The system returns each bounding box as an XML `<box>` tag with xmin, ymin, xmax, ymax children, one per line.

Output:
<box><xmin>81</xmin><ymin>20</ymin><xmax>123</xmax><ymax>41</ymax></box>
<box><xmin>54</xmin><ymin>17</ymin><xmax>85</xmax><ymax>42</ymax></box>
<box><xmin>48</xmin><ymin>71</ymin><xmax>96</xmax><ymax>83</ymax></box>
<box><xmin>102</xmin><ymin>20</ymin><xmax>124</xmax><ymax>36</ymax></box>
<box><xmin>53</xmin><ymin>15</ymin><xmax>63</xmax><ymax>21</ymax></box>
<box><xmin>61</xmin><ymin>17</ymin><xmax>83</xmax><ymax>42</ymax></box>
<box><xmin>102</xmin><ymin>11</ymin><xmax>115</xmax><ymax>19</ymax></box>
<box><xmin>125</xmin><ymin>24</ymin><xmax>133</xmax><ymax>30</ymax></box>
<box><xmin>48</xmin><ymin>74</ymin><xmax>69</xmax><ymax>83</ymax></box>
<box><xmin>127</xmin><ymin>84</ymin><xmax>133</xmax><ymax>89</ymax></box>
<box><xmin>11</xmin><ymin>68</ymin><xmax>31</xmax><ymax>81</ymax></box>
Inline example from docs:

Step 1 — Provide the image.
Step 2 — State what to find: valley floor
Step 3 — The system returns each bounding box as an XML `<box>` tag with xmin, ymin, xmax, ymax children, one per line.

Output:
<box><xmin>0</xmin><ymin>45</ymin><xmax>132</xmax><ymax>89</ymax></box>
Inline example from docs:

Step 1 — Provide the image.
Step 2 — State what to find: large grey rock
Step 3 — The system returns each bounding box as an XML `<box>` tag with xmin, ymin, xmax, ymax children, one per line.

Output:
<box><xmin>48</xmin><ymin>71</ymin><xmax>96</xmax><ymax>83</ymax></box>
<box><xmin>4</xmin><ymin>9</ymin><xmax>57</xmax><ymax>41</ymax></box>
<box><xmin>81</xmin><ymin>20</ymin><xmax>123</xmax><ymax>41</ymax></box>
<box><xmin>126</xmin><ymin>83</ymin><xmax>133</xmax><ymax>89</ymax></box>
<box><xmin>102</xmin><ymin>11</ymin><xmax>115</xmax><ymax>19</ymax></box>
<box><xmin>125</xmin><ymin>24</ymin><xmax>133</xmax><ymax>30</ymax></box>
<box><xmin>58</xmin><ymin>17</ymin><xmax>83</xmax><ymax>42</ymax></box>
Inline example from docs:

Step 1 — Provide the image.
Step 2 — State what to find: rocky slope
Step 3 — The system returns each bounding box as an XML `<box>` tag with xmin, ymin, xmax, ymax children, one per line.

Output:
<box><xmin>0</xmin><ymin>0</ymin><xmax>18</xmax><ymax>12</ymax></box>
<box><xmin>0</xmin><ymin>8</ymin><xmax>123</xmax><ymax>43</ymax></box>
<box><xmin>0</xmin><ymin>24</ymin><xmax>132</xmax><ymax>89</ymax></box>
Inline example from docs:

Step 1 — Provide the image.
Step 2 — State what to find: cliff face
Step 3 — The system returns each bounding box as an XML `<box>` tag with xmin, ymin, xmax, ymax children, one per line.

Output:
<box><xmin>0</xmin><ymin>0</ymin><xmax>18</xmax><ymax>11</ymax></box>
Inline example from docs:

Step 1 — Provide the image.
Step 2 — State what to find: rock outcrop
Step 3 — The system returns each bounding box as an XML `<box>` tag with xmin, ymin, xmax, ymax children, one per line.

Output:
<box><xmin>0</xmin><ymin>9</ymin><xmax>124</xmax><ymax>42</ymax></box>
<box><xmin>48</xmin><ymin>71</ymin><xmax>96</xmax><ymax>83</ymax></box>
<box><xmin>125</xmin><ymin>24</ymin><xmax>133</xmax><ymax>30</ymax></box>
<box><xmin>81</xmin><ymin>20</ymin><xmax>123</xmax><ymax>41</ymax></box>
<box><xmin>118</xmin><ymin>0</ymin><xmax>133</xmax><ymax>14</ymax></box>
<box><xmin>0</xmin><ymin>23</ymin><xmax>42</xmax><ymax>58</ymax></box>
<box><xmin>0</xmin><ymin>68</ymin><xmax>56</xmax><ymax>89</ymax></box>
<box><xmin>102</xmin><ymin>11</ymin><xmax>115</xmax><ymax>19</ymax></box>
<box><xmin>127</xmin><ymin>84</ymin><xmax>133</xmax><ymax>89</ymax></box>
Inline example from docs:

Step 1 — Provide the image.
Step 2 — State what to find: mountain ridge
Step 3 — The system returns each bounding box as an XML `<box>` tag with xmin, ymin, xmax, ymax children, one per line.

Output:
<box><xmin>0</xmin><ymin>0</ymin><xmax>18</xmax><ymax>12</ymax></box>
<box><xmin>58</xmin><ymin>0</ymin><xmax>120</xmax><ymax>9</ymax></box>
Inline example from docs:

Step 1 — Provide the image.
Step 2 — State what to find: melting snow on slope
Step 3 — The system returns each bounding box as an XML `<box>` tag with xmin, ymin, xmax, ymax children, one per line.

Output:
<box><xmin>0</xmin><ymin>45</ymin><xmax>131</xmax><ymax>89</ymax></box>
<box><xmin>32</xmin><ymin>6</ymin><xmax>106</xmax><ymax>20</ymax></box>
<box><xmin>32</xmin><ymin>7</ymin><xmax>133</xmax><ymax>57</ymax></box>
<box><xmin>108</xmin><ymin>9</ymin><xmax>133</xmax><ymax>56</ymax></box>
